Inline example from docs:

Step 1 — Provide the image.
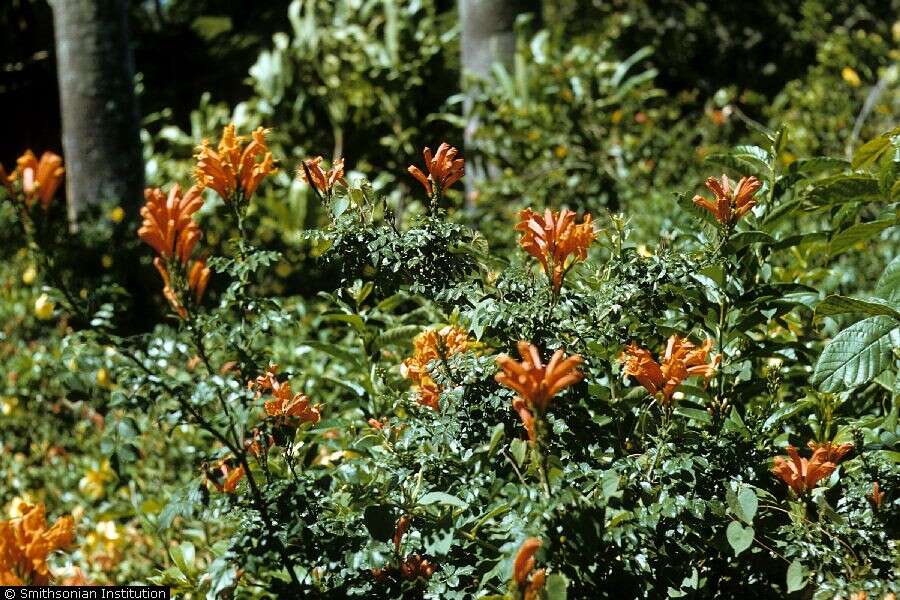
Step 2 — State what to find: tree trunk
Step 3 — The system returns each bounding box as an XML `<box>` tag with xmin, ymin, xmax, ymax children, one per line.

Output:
<box><xmin>459</xmin><ymin>0</ymin><xmax>540</xmax><ymax>204</ymax></box>
<box><xmin>51</xmin><ymin>0</ymin><xmax>143</xmax><ymax>222</ymax></box>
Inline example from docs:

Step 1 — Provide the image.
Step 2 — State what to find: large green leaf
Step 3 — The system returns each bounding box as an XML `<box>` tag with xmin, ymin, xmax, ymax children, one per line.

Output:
<box><xmin>726</xmin><ymin>521</ymin><xmax>754</xmax><ymax>556</ymax></box>
<box><xmin>815</xmin><ymin>295</ymin><xmax>900</xmax><ymax>321</ymax></box>
<box><xmin>803</xmin><ymin>175</ymin><xmax>881</xmax><ymax>209</ymax></box>
<box><xmin>828</xmin><ymin>219</ymin><xmax>896</xmax><ymax>257</ymax></box>
<box><xmin>812</xmin><ymin>316</ymin><xmax>900</xmax><ymax>392</ymax></box>
<box><xmin>875</xmin><ymin>255</ymin><xmax>900</xmax><ymax>303</ymax></box>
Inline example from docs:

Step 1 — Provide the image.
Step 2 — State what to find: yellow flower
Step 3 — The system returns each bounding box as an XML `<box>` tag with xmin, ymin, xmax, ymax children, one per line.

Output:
<box><xmin>109</xmin><ymin>206</ymin><xmax>125</xmax><ymax>223</ymax></box>
<box><xmin>841</xmin><ymin>67</ymin><xmax>862</xmax><ymax>87</ymax></box>
<box><xmin>95</xmin><ymin>368</ymin><xmax>111</xmax><ymax>389</ymax></box>
<box><xmin>554</xmin><ymin>145</ymin><xmax>568</xmax><ymax>159</ymax></box>
<box><xmin>79</xmin><ymin>460</ymin><xmax>115</xmax><ymax>500</ymax></box>
<box><xmin>22</xmin><ymin>266</ymin><xmax>36</xmax><ymax>285</ymax></box>
<box><xmin>1</xmin><ymin>397</ymin><xmax>18</xmax><ymax>416</ymax></box>
<box><xmin>101</xmin><ymin>255</ymin><xmax>113</xmax><ymax>269</ymax></box>
<box><xmin>33</xmin><ymin>294</ymin><xmax>54</xmax><ymax>320</ymax></box>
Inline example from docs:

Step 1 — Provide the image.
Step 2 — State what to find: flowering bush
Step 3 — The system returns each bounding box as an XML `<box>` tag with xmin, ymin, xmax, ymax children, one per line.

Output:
<box><xmin>1</xmin><ymin>119</ymin><xmax>898</xmax><ymax>600</ymax></box>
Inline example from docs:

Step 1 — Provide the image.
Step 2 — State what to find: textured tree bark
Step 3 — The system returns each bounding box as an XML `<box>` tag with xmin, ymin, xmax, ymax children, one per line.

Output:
<box><xmin>459</xmin><ymin>0</ymin><xmax>540</xmax><ymax>204</ymax></box>
<box><xmin>51</xmin><ymin>0</ymin><xmax>144</xmax><ymax>222</ymax></box>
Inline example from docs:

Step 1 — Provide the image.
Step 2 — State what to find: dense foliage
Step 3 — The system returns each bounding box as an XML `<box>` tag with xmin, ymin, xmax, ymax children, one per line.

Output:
<box><xmin>1</xmin><ymin>1</ymin><xmax>898</xmax><ymax>599</ymax></box>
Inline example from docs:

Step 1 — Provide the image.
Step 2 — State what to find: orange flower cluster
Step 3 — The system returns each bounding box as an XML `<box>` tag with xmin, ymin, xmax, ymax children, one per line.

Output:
<box><xmin>692</xmin><ymin>174</ymin><xmax>761</xmax><ymax>227</ymax></box>
<box><xmin>206</xmin><ymin>461</ymin><xmax>244</xmax><ymax>494</ymax></box>
<box><xmin>620</xmin><ymin>335</ymin><xmax>719</xmax><ymax>406</ymax></box>
<box><xmin>495</xmin><ymin>342</ymin><xmax>583</xmax><ymax>442</ymax></box>
<box><xmin>298</xmin><ymin>156</ymin><xmax>345</xmax><ymax>197</ymax></box>
<box><xmin>512</xmin><ymin>538</ymin><xmax>546</xmax><ymax>600</ymax></box>
<box><xmin>772</xmin><ymin>443</ymin><xmax>850</xmax><ymax>495</ymax></box>
<box><xmin>407</xmin><ymin>143</ymin><xmax>464</xmax><ymax>198</ymax></box>
<box><xmin>401</xmin><ymin>326</ymin><xmax>471</xmax><ymax>411</ymax></box>
<box><xmin>194</xmin><ymin>124</ymin><xmax>276</xmax><ymax>202</ymax></box>
<box><xmin>138</xmin><ymin>185</ymin><xmax>210</xmax><ymax>318</ymax></box>
<box><xmin>0</xmin><ymin>503</ymin><xmax>75</xmax><ymax>585</ymax></box>
<box><xmin>248</xmin><ymin>365</ymin><xmax>321</xmax><ymax>426</ymax></box>
<box><xmin>0</xmin><ymin>150</ymin><xmax>65</xmax><ymax>210</ymax></box>
<box><xmin>516</xmin><ymin>208</ymin><xmax>595</xmax><ymax>294</ymax></box>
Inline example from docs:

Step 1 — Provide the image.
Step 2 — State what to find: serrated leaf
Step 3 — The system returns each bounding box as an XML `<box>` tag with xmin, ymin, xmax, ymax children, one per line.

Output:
<box><xmin>726</xmin><ymin>521</ymin><xmax>754</xmax><ymax>556</ymax></box>
<box><xmin>786</xmin><ymin>560</ymin><xmax>807</xmax><ymax>593</ymax></box>
<box><xmin>816</xmin><ymin>295</ymin><xmax>900</xmax><ymax>320</ymax></box>
<box><xmin>829</xmin><ymin>219</ymin><xmax>895</xmax><ymax>257</ymax></box>
<box><xmin>812</xmin><ymin>316</ymin><xmax>900</xmax><ymax>392</ymax></box>
<box><xmin>419</xmin><ymin>491</ymin><xmax>468</xmax><ymax>508</ymax></box>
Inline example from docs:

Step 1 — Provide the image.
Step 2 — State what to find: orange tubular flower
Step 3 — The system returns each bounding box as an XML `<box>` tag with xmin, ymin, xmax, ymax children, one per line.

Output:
<box><xmin>692</xmin><ymin>174</ymin><xmax>761</xmax><ymax>227</ymax></box>
<box><xmin>516</xmin><ymin>208</ymin><xmax>595</xmax><ymax>294</ymax></box>
<box><xmin>620</xmin><ymin>336</ymin><xmax>719</xmax><ymax>406</ymax></box>
<box><xmin>807</xmin><ymin>440</ymin><xmax>853</xmax><ymax>464</ymax></box>
<box><xmin>495</xmin><ymin>342</ymin><xmax>583</xmax><ymax>442</ymax></box>
<box><xmin>868</xmin><ymin>481</ymin><xmax>885</xmax><ymax>510</ymax></box>
<box><xmin>0</xmin><ymin>503</ymin><xmax>75</xmax><ymax>585</ymax></box>
<box><xmin>194</xmin><ymin>124</ymin><xmax>276</xmax><ymax>202</ymax></box>
<box><xmin>512</xmin><ymin>538</ymin><xmax>546</xmax><ymax>600</ymax></box>
<box><xmin>401</xmin><ymin>326</ymin><xmax>471</xmax><ymax>412</ymax></box>
<box><xmin>298</xmin><ymin>156</ymin><xmax>345</xmax><ymax>197</ymax></box>
<box><xmin>249</xmin><ymin>365</ymin><xmax>321</xmax><ymax>426</ymax></box>
<box><xmin>407</xmin><ymin>143</ymin><xmax>464</xmax><ymax>198</ymax></box>
<box><xmin>139</xmin><ymin>185</ymin><xmax>210</xmax><ymax>317</ymax></box>
<box><xmin>2</xmin><ymin>151</ymin><xmax>65</xmax><ymax>210</ymax></box>
<box><xmin>771</xmin><ymin>445</ymin><xmax>837</xmax><ymax>495</ymax></box>
<box><xmin>207</xmin><ymin>461</ymin><xmax>244</xmax><ymax>494</ymax></box>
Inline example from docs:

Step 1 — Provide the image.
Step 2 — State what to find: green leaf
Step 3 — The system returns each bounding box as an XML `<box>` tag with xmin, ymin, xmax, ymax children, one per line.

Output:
<box><xmin>815</xmin><ymin>295</ymin><xmax>900</xmax><ymax>321</ymax></box>
<box><xmin>738</xmin><ymin>488</ymin><xmax>758</xmax><ymax>524</ymax></box>
<box><xmin>510</xmin><ymin>438</ymin><xmax>528</xmax><ymax>466</ymax></box>
<box><xmin>419</xmin><ymin>491</ymin><xmax>468</xmax><ymax>509</ymax></box>
<box><xmin>852</xmin><ymin>135</ymin><xmax>893</xmax><ymax>170</ymax></box>
<box><xmin>786</xmin><ymin>560</ymin><xmax>807</xmax><ymax>593</ymax></box>
<box><xmin>875</xmin><ymin>255</ymin><xmax>900</xmax><ymax>303</ymax></box>
<box><xmin>829</xmin><ymin>219</ymin><xmax>895</xmax><ymax>257</ymax></box>
<box><xmin>726</xmin><ymin>521</ymin><xmax>754</xmax><ymax>556</ymax></box>
<box><xmin>544</xmin><ymin>573</ymin><xmax>568</xmax><ymax>600</ymax></box>
<box><xmin>763</xmin><ymin>399</ymin><xmax>815</xmax><ymax>431</ymax></box>
<box><xmin>804</xmin><ymin>175</ymin><xmax>881</xmax><ymax>209</ymax></box>
<box><xmin>674</xmin><ymin>406</ymin><xmax>713</xmax><ymax>424</ymax></box>
<box><xmin>812</xmin><ymin>316</ymin><xmax>900</xmax><ymax>392</ymax></box>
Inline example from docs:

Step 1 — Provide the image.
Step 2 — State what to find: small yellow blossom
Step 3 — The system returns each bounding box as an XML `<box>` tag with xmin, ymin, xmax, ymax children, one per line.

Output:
<box><xmin>109</xmin><ymin>206</ymin><xmax>125</xmax><ymax>223</ymax></box>
<box><xmin>96</xmin><ymin>368</ymin><xmax>111</xmax><ymax>389</ymax></box>
<box><xmin>101</xmin><ymin>255</ymin><xmax>113</xmax><ymax>269</ymax></box>
<box><xmin>34</xmin><ymin>294</ymin><xmax>54</xmax><ymax>320</ymax></box>
<box><xmin>79</xmin><ymin>460</ymin><xmax>115</xmax><ymax>500</ymax></box>
<box><xmin>841</xmin><ymin>67</ymin><xmax>861</xmax><ymax>87</ymax></box>
<box><xmin>1</xmin><ymin>397</ymin><xmax>18</xmax><ymax>416</ymax></box>
<box><xmin>22</xmin><ymin>266</ymin><xmax>36</xmax><ymax>285</ymax></box>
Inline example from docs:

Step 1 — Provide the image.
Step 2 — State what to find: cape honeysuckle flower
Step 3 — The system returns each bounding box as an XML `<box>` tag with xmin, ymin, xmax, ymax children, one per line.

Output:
<box><xmin>807</xmin><ymin>440</ymin><xmax>853</xmax><ymax>464</ymax></box>
<box><xmin>868</xmin><ymin>481</ymin><xmax>885</xmax><ymax>510</ymax></box>
<box><xmin>495</xmin><ymin>342</ymin><xmax>583</xmax><ymax>443</ymax></box>
<box><xmin>407</xmin><ymin>143</ymin><xmax>464</xmax><ymax>198</ymax></box>
<box><xmin>620</xmin><ymin>335</ymin><xmax>719</xmax><ymax>406</ymax></box>
<box><xmin>401</xmin><ymin>325</ymin><xmax>471</xmax><ymax>411</ymax></box>
<box><xmin>206</xmin><ymin>461</ymin><xmax>244</xmax><ymax>494</ymax></box>
<box><xmin>248</xmin><ymin>365</ymin><xmax>321</xmax><ymax>426</ymax></box>
<box><xmin>298</xmin><ymin>156</ymin><xmax>345</xmax><ymax>197</ymax></box>
<box><xmin>0</xmin><ymin>151</ymin><xmax>65</xmax><ymax>210</ymax></box>
<box><xmin>771</xmin><ymin>445</ymin><xmax>837</xmax><ymax>495</ymax></box>
<box><xmin>516</xmin><ymin>208</ymin><xmax>595</xmax><ymax>294</ymax></box>
<box><xmin>692</xmin><ymin>174</ymin><xmax>762</xmax><ymax>227</ymax></box>
<box><xmin>139</xmin><ymin>185</ymin><xmax>210</xmax><ymax>318</ymax></box>
<box><xmin>194</xmin><ymin>124</ymin><xmax>276</xmax><ymax>202</ymax></box>
<box><xmin>0</xmin><ymin>503</ymin><xmax>75</xmax><ymax>585</ymax></box>
<box><xmin>512</xmin><ymin>538</ymin><xmax>546</xmax><ymax>600</ymax></box>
